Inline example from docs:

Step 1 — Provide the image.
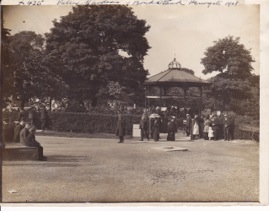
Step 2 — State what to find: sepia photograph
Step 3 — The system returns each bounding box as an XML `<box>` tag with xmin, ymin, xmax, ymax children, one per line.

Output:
<box><xmin>0</xmin><ymin>1</ymin><xmax>267</xmax><ymax>205</ymax></box>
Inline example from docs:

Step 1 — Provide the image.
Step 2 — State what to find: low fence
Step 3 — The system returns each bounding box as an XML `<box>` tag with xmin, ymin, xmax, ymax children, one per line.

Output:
<box><xmin>236</xmin><ymin>125</ymin><xmax>259</xmax><ymax>142</ymax></box>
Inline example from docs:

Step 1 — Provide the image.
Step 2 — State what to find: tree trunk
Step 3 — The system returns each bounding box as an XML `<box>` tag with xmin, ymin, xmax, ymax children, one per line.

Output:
<box><xmin>20</xmin><ymin>99</ymin><xmax>25</xmax><ymax>109</ymax></box>
<box><xmin>49</xmin><ymin>97</ymin><xmax>52</xmax><ymax>112</ymax></box>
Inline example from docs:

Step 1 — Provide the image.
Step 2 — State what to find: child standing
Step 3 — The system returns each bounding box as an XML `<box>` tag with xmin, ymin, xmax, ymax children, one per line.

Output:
<box><xmin>208</xmin><ymin>124</ymin><xmax>214</xmax><ymax>141</ymax></box>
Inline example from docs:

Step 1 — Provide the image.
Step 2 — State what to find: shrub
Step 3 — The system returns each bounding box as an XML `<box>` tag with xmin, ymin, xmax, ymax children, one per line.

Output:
<box><xmin>49</xmin><ymin>112</ymin><xmax>141</xmax><ymax>135</ymax></box>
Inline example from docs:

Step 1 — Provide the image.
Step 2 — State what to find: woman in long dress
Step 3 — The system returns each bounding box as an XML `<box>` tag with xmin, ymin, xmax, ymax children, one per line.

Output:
<box><xmin>152</xmin><ymin>117</ymin><xmax>160</xmax><ymax>142</ymax></box>
<box><xmin>192</xmin><ymin>116</ymin><xmax>199</xmax><ymax>140</ymax></box>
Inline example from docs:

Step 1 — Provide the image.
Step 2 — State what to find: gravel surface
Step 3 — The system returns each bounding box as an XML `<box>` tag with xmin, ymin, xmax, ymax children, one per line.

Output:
<box><xmin>2</xmin><ymin>133</ymin><xmax>259</xmax><ymax>203</ymax></box>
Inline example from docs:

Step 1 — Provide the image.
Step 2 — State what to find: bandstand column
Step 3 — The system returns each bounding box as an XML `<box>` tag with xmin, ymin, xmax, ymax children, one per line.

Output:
<box><xmin>199</xmin><ymin>86</ymin><xmax>203</xmax><ymax>114</ymax></box>
<box><xmin>183</xmin><ymin>87</ymin><xmax>187</xmax><ymax>107</ymax></box>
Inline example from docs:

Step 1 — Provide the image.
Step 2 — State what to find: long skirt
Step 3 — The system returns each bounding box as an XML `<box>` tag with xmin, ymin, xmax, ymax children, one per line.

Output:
<box><xmin>193</xmin><ymin>123</ymin><xmax>199</xmax><ymax>135</ymax></box>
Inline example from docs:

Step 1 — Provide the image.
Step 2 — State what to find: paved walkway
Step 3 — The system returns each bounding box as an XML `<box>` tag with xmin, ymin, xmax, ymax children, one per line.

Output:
<box><xmin>2</xmin><ymin>133</ymin><xmax>259</xmax><ymax>203</ymax></box>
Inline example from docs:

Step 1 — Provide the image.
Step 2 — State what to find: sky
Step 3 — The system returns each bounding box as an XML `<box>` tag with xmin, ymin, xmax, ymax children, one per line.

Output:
<box><xmin>3</xmin><ymin>4</ymin><xmax>260</xmax><ymax>79</ymax></box>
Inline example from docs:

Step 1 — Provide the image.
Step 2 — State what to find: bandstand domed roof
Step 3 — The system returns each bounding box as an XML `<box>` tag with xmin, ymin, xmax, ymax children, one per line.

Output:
<box><xmin>144</xmin><ymin>58</ymin><xmax>210</xmax><ymax>87</ymax></box>
<box><xmin>168</xmin><ymin>58</ymin><xmax>181</xmax><ymax>69</ymax></box>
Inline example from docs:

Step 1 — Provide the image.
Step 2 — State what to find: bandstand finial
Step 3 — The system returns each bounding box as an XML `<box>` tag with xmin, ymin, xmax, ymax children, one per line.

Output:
<box><xmin>168</xmin><ymin>57</ymin><xmax>181</xmax><ymax>70</ymax></box>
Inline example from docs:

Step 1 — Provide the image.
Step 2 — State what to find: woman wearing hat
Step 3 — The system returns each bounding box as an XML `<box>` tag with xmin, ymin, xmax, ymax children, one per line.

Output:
<box><xmin>151</xmin><ymin>116</ymin><xmax>160</xmax><ymax>141</ymax></box>
<box><xmin>192</xmin><ymin>115</ymin><xmax>200</xmax><ymax>140</ymax></box>
<box><xmin>167</xmin><ymin>117</ymin><xmax>177</xmax><ymax>141</ymax></box>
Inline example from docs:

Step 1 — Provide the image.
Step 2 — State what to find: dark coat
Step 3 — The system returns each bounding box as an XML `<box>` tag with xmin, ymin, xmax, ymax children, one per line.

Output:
<box><xmin>20</xmin><ymin>127</ymin><xmax>30</xmax><ymax>145</ymax></box>
<box><xmin>18</xmin><ymin>110</ymin><xmax>26</xmax><ymax>121</ymax></box>
<box><xmin>25</xmin><ymin>133</ymin><xmax>40</xmax><ymax>147</ymax></box>
<box><xmin>152</xmin><ymin>119</ymin><xmax>160</xmax><ymax>141</ymax></box>
<box><xmin>28</xmin><ymin>110</ymin><xmax>35</xmax><ymax>120</ymax></box>
<box><xmin>40</xmin><ymin>108</ymin><xmax>47</xmax><ymax>120</ymax></box>
<box><xmin>186</xmin><ymin>116</ymin><xmax>192</xmax><ymax>130</ymax></box>
<box><xmin>116</xmin><ymin>119</ymin><xmax>126</xmax><ymax>136</ymax></box>
<box><xmin>13</xmin><ymin>124</ymin><xmax>24</xmax><ymax>142</ymax></box>
<box><xmin>167</xmin><ymin>121</ymin><xmax>177</xmax><ymax>133</ymax></box>
<box><xmin>139</xmin><ymin>117</ymin><xmax>149</xmax><ymax>130</ymax></box>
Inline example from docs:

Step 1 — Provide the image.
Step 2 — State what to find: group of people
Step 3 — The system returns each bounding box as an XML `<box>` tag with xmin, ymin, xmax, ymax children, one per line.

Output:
<box><xmin>184</xmin><ymin>113</ymin><xmax>234</xmax><ymax>141</ymax></box>
<box><xmin>115</xmin><ymin>111</ymin><xmax>178</xmax><ymax>143</ymax></box>
<box><xmin>2</xmin><ymin>105</ymin><xmax>48</xmax><ymax>161</ymax></box>
<box><xmin>115</xmin><ymin>108</ymin><xmax>235</xmax><ymax>143</ymax></box>
<box><xmin>16</xmin><ymin>106</ymin><xmax>48</xmax><ymax>132</ymax></box>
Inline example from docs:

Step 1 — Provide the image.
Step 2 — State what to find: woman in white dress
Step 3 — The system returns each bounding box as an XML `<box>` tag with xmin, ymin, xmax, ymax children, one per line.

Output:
<box><xmin>192</xmin><ymin>115</ymin><xmax>199</xmax><ymax>140</ymax></box>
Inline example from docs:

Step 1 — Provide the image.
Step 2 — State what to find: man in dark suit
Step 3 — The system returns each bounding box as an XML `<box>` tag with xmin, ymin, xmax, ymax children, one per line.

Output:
<box><xmin>116</xmin><ymin>114</ymin><xmax>126</xmax><ymax>143</ymax></box>
<box><xmin>139</xmin><ymin>114</ymin><xmax>149</xmax><ymax>141</ymax></box>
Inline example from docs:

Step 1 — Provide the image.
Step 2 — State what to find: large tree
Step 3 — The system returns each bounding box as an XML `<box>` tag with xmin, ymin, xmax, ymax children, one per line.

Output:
<box><xmin>3</xmin><ymin>31</ymin><xmax>67</xmax><ymax>108</ymax></box>
<box><xmin>201</xmin><ymin>36</ymin><xmax>254</xmax><ymax>80</ymax></box>
<box><xmin>45</xmin><ymin>5</ymin><xmax>150</xmax><ymax>107</ymax></box>
<box><xmin>201</xmin><ymin>36</ymin><xmax>257</xmax><ymax>113</ymax></box>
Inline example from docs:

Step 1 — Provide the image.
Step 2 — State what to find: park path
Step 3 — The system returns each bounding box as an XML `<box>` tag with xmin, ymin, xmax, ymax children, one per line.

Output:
<box><xmin>2</xmin><ymin>133</ymin><xmax>259</xmax><ymax>203</ymax></box>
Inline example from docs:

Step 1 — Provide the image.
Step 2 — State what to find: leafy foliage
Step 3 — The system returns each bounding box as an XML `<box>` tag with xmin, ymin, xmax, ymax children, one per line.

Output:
<box><xmin>201</xmin><ymin>36</ymin><xmax>258</xmax><ymax>116</ymax></box>
<box><xmin>45</xmin><ymin>5</ymin><xmax>150</xmax><ymax>107</ymax></box>
<box><xmin>2</xmin><ymin>31</ymin><xmax>67</xmax><ymax>107</ymax></box>
<box><xmin>201</xmin><ymin>36</ymin><xmax>254</xmax><ymax>80</ymax></box>
<box><xmin>50</xmin><ymin>112</ymin><xmax>141</xmax><ymax>135</ymax></box>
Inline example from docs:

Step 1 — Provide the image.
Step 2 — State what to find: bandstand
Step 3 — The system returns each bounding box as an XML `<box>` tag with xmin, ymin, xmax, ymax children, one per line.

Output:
<box><xmin>144</xmin><ymin>58</ymin><xmax>211</xmax><ymax>114</ymax></box>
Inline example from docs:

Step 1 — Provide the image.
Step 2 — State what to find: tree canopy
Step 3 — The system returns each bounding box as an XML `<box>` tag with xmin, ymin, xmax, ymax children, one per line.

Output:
<box><xmin>3</xmin><ymin>31</ymin><xmax>67</xmax><ymax>107</ymax></box>
<box><xmin>45</xmin><ymin>5</ymin><xmax>150</xmax><ymax>107</ymax></box>
<box><xmin>201</xmin><ymin>36</ymin><xmax>258</xmax><ymax>116</ymax></box>
<box><xmin>201</xmin><ymin>36</ymin><xmax>255</xmax><ymax>80</ymax></box>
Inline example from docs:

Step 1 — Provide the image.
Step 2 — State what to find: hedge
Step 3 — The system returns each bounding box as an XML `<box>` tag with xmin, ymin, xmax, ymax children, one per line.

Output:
<box><xmin>50</xmin><ymin>112</ymin><xmax>141</xmax><ymax>135</ymax></box>
<box><xmin>2</xmin><ymin>110</ymin><xmax>43</xmax><ymax>129</ymax></box>
<box><xmin>2</xmin><ymin>110</ymin><xmax>259</xmax><ymax>140</ymax></box>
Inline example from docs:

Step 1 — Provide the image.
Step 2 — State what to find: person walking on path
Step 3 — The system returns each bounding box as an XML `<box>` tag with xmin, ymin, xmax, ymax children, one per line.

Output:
<box><xmin>139</xmin><ymin>114</ymin><xmax>149</xmax><ymax>141</ymax></box>
<box><xmin>223</xmin><ymin>114</ymin><xmax>232</xmax><ymax>141</ymax></box>
<box><xmin>167</xmin><ymin>118</ymin><xmax>177</xmax><ymax>141</ymax></box>
<box><xmin>152</xmin><ymin>117</ymin><xmax>160</xmax><ymax>142</ymax></box>
<box><xmin>116</xmin><ymin>114</ymin><xmax>126</xmax><ymax>143</ymax></box>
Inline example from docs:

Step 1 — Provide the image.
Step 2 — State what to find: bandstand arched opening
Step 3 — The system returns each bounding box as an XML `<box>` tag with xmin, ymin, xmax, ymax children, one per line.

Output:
<box><xmin>144</xmin><ymin>58</ymin><xmax>211</xmax><ymax>116</ymax></box>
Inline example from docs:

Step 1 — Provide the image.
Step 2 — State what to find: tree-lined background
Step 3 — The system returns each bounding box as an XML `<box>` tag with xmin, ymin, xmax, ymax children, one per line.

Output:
<box><xmin>2</xmin><ymin>5</ymin><xmax>259</xmax><ymax>121</ymax></box>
